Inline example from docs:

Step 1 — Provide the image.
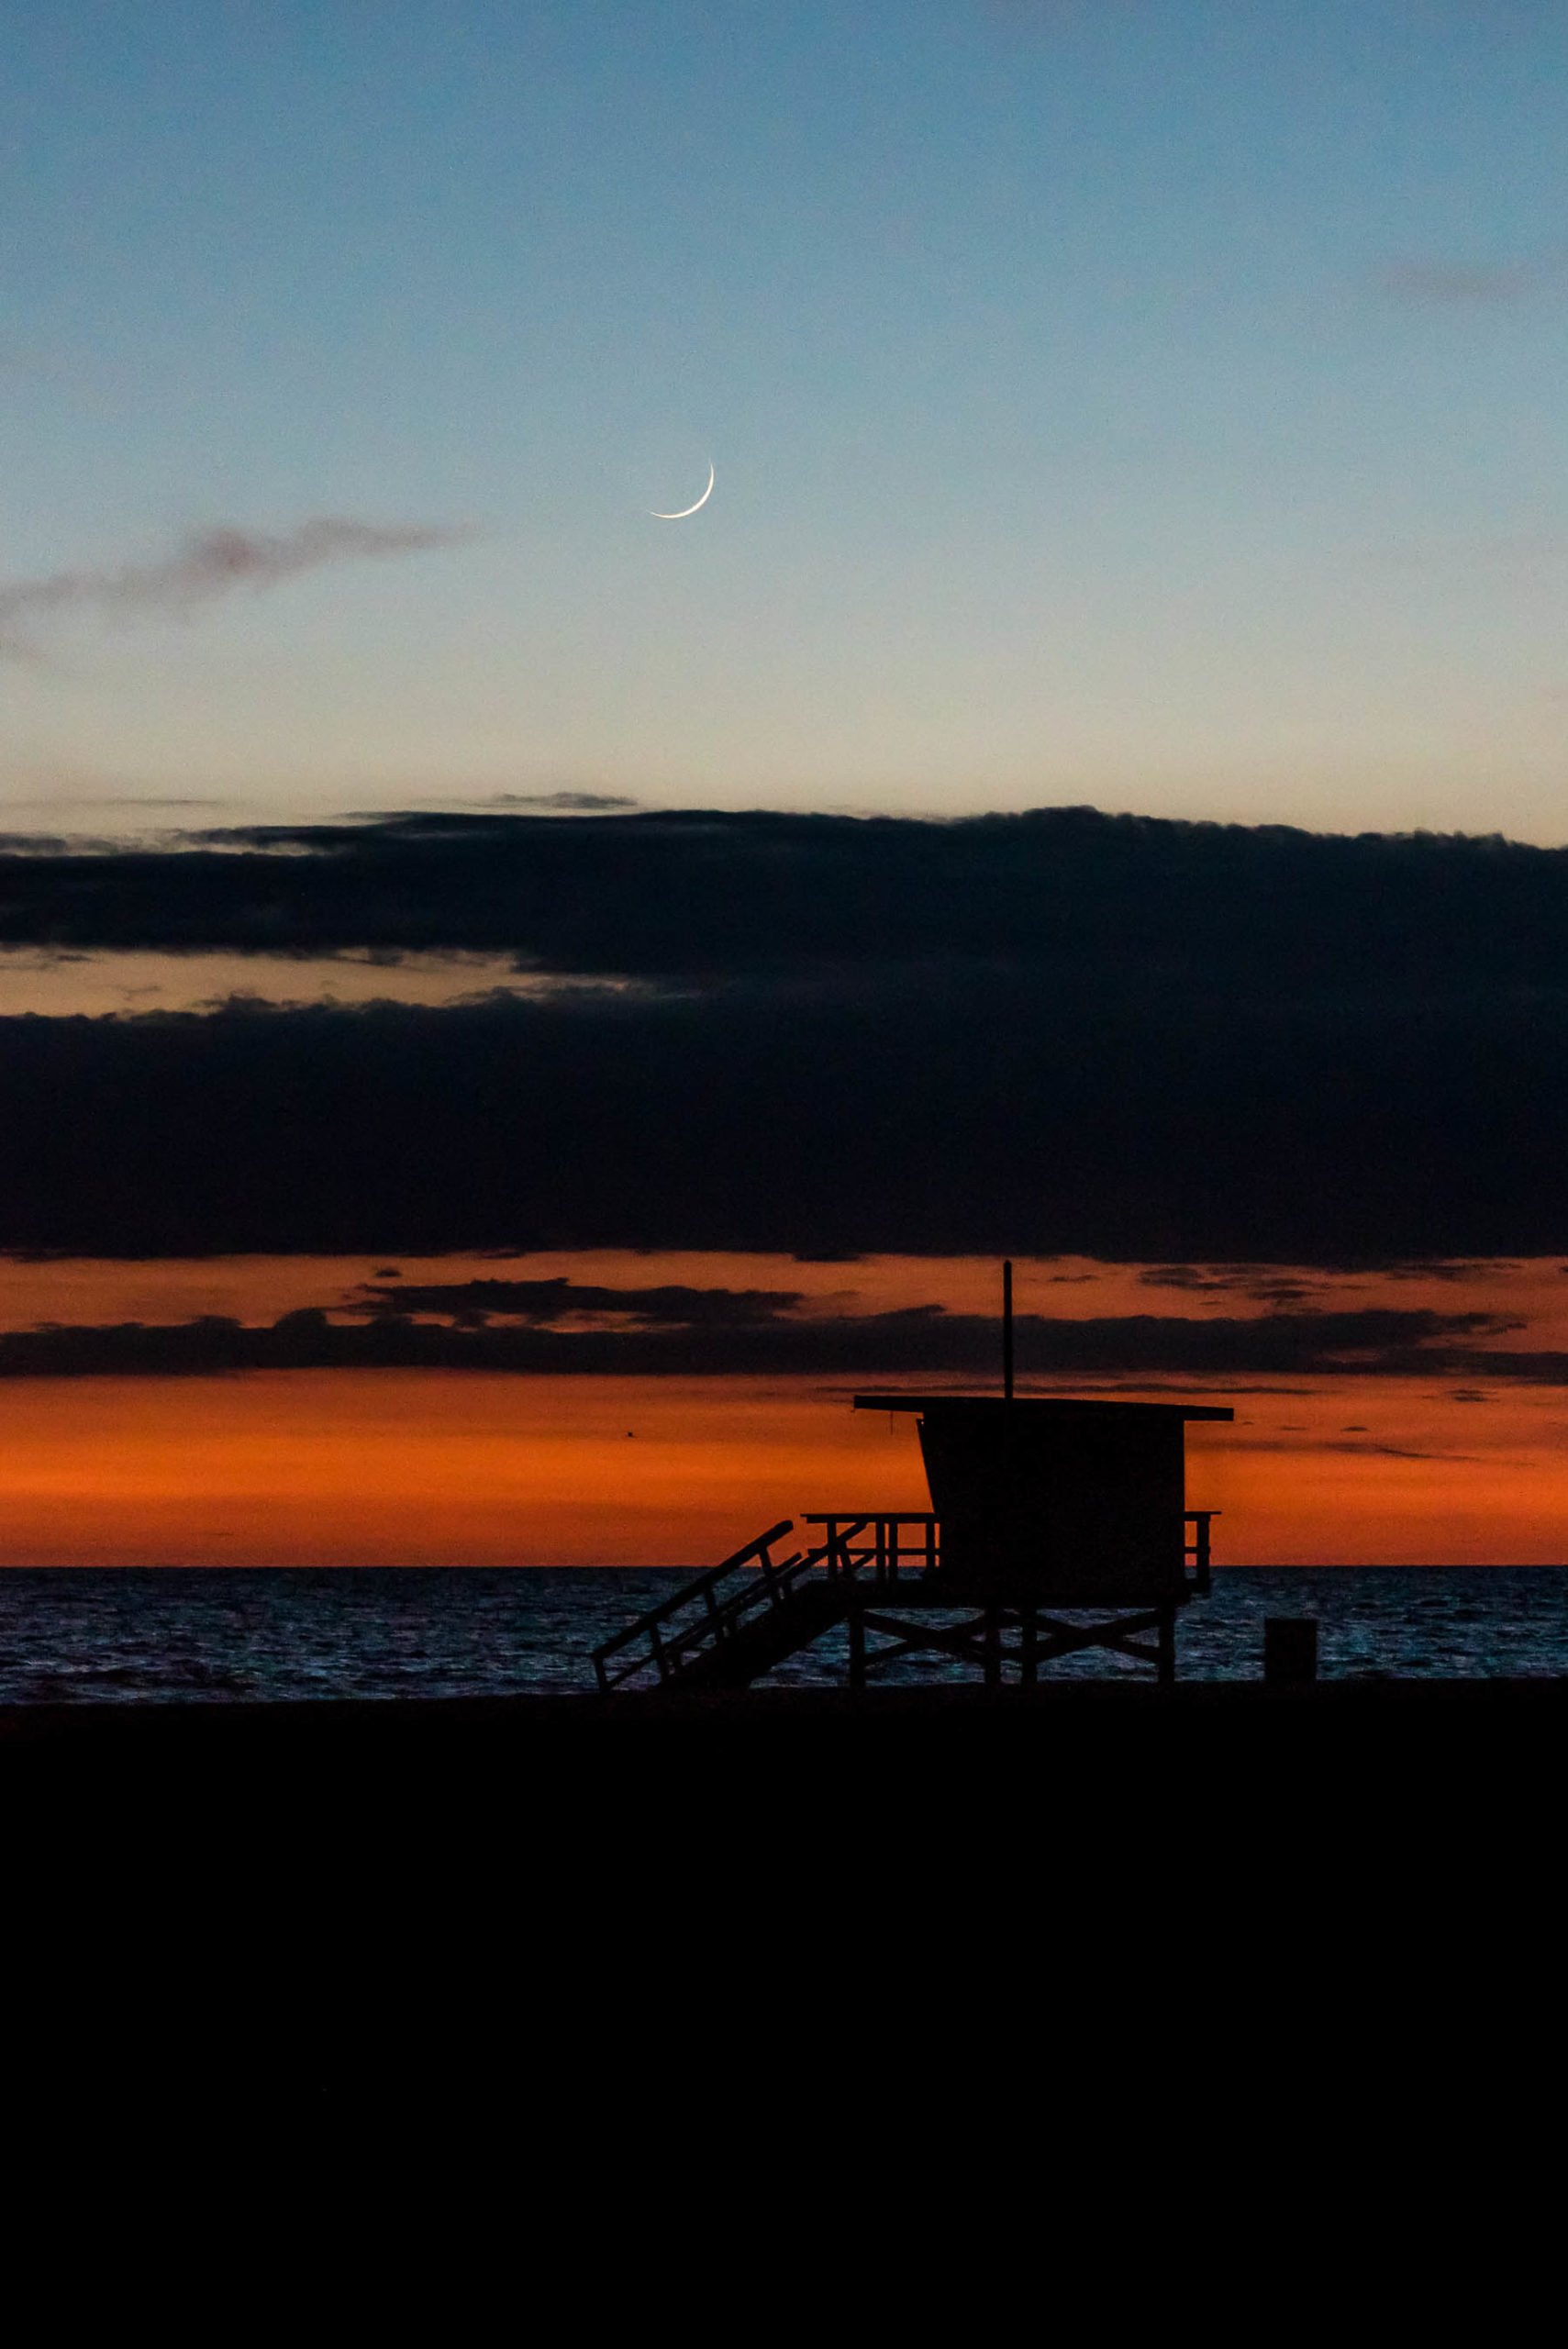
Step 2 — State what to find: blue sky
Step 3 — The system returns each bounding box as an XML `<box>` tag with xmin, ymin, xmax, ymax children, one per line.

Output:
<box><xmin>4</xmin><ymin>1</ymin><xmax>1568</xmax><ymax>834</ymax></box>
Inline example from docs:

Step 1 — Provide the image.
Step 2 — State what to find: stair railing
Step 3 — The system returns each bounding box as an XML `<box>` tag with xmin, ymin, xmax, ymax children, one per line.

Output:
<box><xmin>593</xmin><ymin>1521</ymin><xmax>801</xmax><ymax>1692</ymax></box>
<box><xmin>591</xmin><ymin>1514</ymin><xmax>943</xmax><ymax>1693</ymax></box>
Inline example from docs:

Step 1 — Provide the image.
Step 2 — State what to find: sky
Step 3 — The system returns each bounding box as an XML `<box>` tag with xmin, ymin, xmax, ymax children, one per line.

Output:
<box><xmin>6</xmin><ymin>803</ymin><xmax>1568</xmax><ymax>1565</ymax></box>
<box><xmin>6</xmin><ymin>1252</ymin><xmax>1568</xmax><ymax>1568</ymax></box>
<box><xmin>6</xmin><ymin>1</ymin><xmax>1568</xmax><ymax>835</ymax></box>
<box><xmin>8</xmin><ymin>6</ymin><xmax>1568</xmax><ymax>1581</ymax></box>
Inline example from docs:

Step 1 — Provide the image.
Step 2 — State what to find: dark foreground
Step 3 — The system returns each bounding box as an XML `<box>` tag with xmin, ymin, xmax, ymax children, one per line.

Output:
<box><xmin>12</xmin><ymin>1666</ymin><xmax>1568</xmax><ymax>1750</ymax></box>
<box><xmin>11</xmin><ymin>1666</ymin><xmax>1568</xmax><ymax>1742</ymax></box>
<box><xmin>8</xmin><ymin>1681</ymin><xmax>1562</xmax><ymax>2099</ymax></box>
<box><xmin>9</xmin><ymin>1675</ymin><xmax>1563</xmax><ymax>1887</ymax></box>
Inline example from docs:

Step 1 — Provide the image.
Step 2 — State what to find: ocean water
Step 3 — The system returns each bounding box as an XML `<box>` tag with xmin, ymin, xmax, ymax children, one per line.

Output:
<box><xmin>0</xmin><ymin>1565</ymin><xmax>1564</xmax><ymax>1704</ymax></box>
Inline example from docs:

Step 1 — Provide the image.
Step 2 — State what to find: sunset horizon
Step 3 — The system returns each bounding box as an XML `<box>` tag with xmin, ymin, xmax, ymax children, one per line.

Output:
<box><xmin>7</xmin><ymin>6</ymin><xmax>1568</xmax><ymax>1700</ymax></box>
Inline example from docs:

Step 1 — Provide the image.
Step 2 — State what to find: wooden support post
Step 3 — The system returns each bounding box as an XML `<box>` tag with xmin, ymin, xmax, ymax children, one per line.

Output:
<box><xmin>1020</xmin><ymin>1609</ymin><xmax>1038</xmax><ymax>1687</ymax></box>
<box><xmin>984</xmin><ymin>1606</ymin><xmax>1002</xmax><ymax>1688</ymax></box>
<box><xmin>849</xmin><ymin>1601</ymin><xmax>865</xmax><ymax>1693</ymax></box>
<box><xmin>1157</xmin><ymin>1605</ymin><xmax>1176</xmax><ymax>1687</ymax></box>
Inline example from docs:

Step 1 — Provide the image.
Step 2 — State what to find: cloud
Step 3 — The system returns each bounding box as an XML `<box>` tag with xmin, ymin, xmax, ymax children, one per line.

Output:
<box><xmin>1379</xmin><ymin>250</ymin><xmax>1568</xmax><ymax>306</ymax></box>
<box><xmin>5</xmin><ymin>806</ymin><xmax>1568</xmax><ymax>1257</ymax></box>
<box><xmin>1316</xmin><ymin>1442</ymin><xmax>1482</xmax><ymax>1461</ymax></box>
<box><xmin>0</xmin><ymin>518</ymin><xmax>471</xmax><ymax>657</ymax></box>
<box><xmin>7</xmin><ymin>800</ymin><xmax>1568</xmax><ymax>982</ymax></box>
<box><xmin>1139</xmin><ymin>1264</ymin><xmax>1319</xmax><ymax>1303</ymax></box>
<box><xmin>486</xmin><ymin>792</ymin><xmax>639</xmax><ymax>813</ymax></box>
<box><xmin>1139</xmin><ymin>1258</ymin><xmax>1500</xmax><ymax>1300</ymax></box>
<box><xmin>351</xmin><ymin>1275</ymin><xmax>808</xmax><ymax>1325</ymax></box>
<box><xmin>0</xmin><ymin>1298</ymin><xmax>1528</xmax><ymax>1381</ymax></box>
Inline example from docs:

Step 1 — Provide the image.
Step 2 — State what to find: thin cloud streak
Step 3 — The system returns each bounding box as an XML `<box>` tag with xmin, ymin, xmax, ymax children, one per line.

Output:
<box><xmin>0</xmin><ymin>1298</ymin><xmax>1524</xmax><ymax>1381</ymax></box>
<box><xmin>1380</xmin><ymin>253</ymin><xmax>1568</xmax><ymax>305</ymax></box>
<box><xmin>0</xmin><ymin>518</ymin><xmax>472</xmax><ymax>658</ymax></box>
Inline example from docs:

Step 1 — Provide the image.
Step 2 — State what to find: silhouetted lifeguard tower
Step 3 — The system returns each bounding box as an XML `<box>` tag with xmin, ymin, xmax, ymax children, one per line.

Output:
<box><xmin>593</xmin><ymin>1266</ymin><xmax>1231</xmax><ymax>1696</ymax></box>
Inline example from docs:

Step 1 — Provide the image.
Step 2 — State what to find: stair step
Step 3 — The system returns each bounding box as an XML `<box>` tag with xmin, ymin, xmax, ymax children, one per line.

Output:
<box><xmin>655</xmin><ymin>1583</ymin><xmax>852</xmax><ymax>1694</ymax></box>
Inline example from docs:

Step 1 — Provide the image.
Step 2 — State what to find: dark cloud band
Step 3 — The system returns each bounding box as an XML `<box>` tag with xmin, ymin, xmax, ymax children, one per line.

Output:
<box><xmin>0</xmin><ymin>1300</ymin><xmax>1530</xmax><ymax>1382</ymax></box>
<box><xmin>5</xmin><ymin>806</ymin><xmax>1568</xmax><ymax>1261</ymax></box>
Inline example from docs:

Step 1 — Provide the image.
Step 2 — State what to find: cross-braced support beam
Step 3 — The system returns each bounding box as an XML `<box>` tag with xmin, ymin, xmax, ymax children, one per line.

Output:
<box><xmin>847</xmin><ymin>1599</ymin><xmax>1180</xmax><ymax>1688</ymax></box>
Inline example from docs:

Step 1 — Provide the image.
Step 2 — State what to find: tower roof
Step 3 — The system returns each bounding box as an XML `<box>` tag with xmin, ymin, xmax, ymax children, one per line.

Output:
<box><xmin>852</xmin><ymin>1394</ymin><xmax>1234</xmax><ymax>1422</ymax></box>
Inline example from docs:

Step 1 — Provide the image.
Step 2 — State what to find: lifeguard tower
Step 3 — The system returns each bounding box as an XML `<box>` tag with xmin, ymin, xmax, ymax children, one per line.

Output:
<box><xmin>593</xmin><ymin>1268</ymin><xmax>1231</xmax><ymax>1696</ymax></box>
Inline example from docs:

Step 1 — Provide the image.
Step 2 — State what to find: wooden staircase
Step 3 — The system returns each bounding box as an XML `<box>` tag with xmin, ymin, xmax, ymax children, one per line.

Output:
<box><xmin>591</xmin><ymin>1517</ymin><xmax>939</xmax><ymax>1696</ymax></box>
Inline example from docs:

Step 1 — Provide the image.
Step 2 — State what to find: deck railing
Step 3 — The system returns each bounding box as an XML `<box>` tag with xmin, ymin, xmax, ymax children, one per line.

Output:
<box><xmin>802</xmin><ymin>1514</ymin><xmax>940</xmax><ymax>1585</ymax></box>
<box><xmin>1185</xmin><ymin>1510</ymin><xmax>1218</xmax><ymax>1595</ymax></box>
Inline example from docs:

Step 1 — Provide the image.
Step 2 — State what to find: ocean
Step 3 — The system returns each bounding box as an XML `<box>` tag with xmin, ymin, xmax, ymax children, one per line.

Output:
<box><xmin>0</xmin><ymin>1564</ymin><xmax>1564</xmax><ymax>1704</ymax></box>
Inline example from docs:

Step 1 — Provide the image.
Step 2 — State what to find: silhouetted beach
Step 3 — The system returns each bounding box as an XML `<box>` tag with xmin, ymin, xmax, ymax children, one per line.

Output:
<box><xmin>10</xmin><ymin>1672</ymin><xmax>1562</xmax><ymax>1862</ymax></box>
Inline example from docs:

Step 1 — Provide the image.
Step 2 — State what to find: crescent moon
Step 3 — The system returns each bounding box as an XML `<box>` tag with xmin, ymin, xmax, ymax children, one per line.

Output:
<box><xmin>650</xmin><ymin>463</ymin><xmax>715</xmax><ymax>520</ymax></box>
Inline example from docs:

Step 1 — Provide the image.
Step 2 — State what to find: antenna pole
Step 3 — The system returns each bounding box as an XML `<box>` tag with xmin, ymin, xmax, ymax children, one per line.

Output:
<box><xmin>1002</xmin><ymin>1259</ymin><xmax>1014</xmax><ymax>1400</ymax></box>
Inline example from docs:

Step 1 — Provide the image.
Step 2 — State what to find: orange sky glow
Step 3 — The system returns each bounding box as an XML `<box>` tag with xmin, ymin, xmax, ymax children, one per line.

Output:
<box><xmin>3</xmin><ymin>1252</ymin><xmax>1568</xmax><ymax>1567</ymax></box>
